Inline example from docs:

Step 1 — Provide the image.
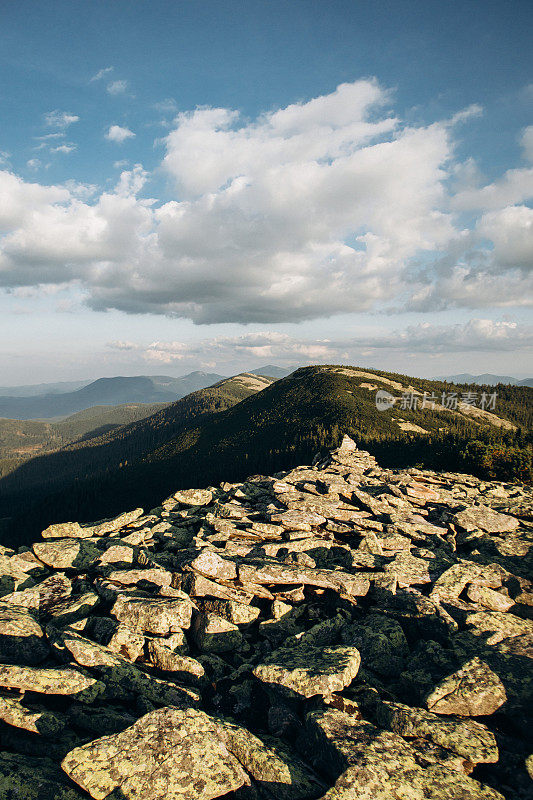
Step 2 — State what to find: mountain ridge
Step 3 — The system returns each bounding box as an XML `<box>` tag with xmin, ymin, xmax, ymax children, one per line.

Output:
<box><xmin>0</xmin><ymin>371</ymin><xmax>226</xmax><ymax>420</ymax></box>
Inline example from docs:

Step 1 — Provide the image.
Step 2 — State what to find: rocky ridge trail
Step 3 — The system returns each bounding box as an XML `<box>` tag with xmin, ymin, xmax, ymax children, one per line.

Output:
<box><xmin>0</xmin><ymin>435</ymin><xmax>531</xmax><ymax>799</ymax></box>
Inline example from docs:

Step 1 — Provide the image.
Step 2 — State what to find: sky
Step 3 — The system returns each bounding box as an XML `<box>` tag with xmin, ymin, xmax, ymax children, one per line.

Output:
<box><xmin>0</xmin><ymin>0</ymin><xmax>532</xmax><ymax>385</ymax></box>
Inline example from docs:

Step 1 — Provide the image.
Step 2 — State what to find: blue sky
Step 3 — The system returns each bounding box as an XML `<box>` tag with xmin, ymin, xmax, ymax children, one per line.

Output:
<box><xmin>1</xmin><ymin>0</ymin><xmax>532</xmax><ymax>383</ymax></box>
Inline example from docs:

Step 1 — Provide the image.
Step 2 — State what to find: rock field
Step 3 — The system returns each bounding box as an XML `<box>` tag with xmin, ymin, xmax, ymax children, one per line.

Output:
<box><xmin>0</xmin><ymin>435</ymin><xmax>531</xmax><ymax>799</ymax></box>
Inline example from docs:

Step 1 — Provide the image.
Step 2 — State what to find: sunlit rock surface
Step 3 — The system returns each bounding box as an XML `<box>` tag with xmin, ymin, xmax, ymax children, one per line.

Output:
<box><xmin>0</xmin><ymin>436</ymin><xmax>531</xmax><ymax>798</ymax></box>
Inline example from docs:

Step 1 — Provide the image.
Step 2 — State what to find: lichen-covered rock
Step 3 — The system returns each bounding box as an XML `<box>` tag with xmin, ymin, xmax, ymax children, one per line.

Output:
<box><xmin>61</xmin><ymin>707</ymin><xmax>248</xmax><ymax>799</ymax></box>
<box><xmin>33</xmin><ymin>539</ymin><xmax>100</xmax><ymax>570</ymax></box>
<box><xmin>341</xmin><ymin>614</ymin><xmax>409</xmax><ymax>677</ymax></box>
<box><xmin>376</xmin><ymin>701</ymin><xmax>499</xmax><ymax>764</ymax></box>
<box><xmin>1</xmin><ymin>441</ymin><xmax>531</xmax><ymax>800</ymax></box>
<box><xmin>254</xmin><ymin>643</ymin><xmax>360</xmax><ymax>699</ymax></box>
<box><xmin>304</xmin><ymin>709</ymin><xmax>505</xmax><ymax>800</ymax></box>
<box><xmin>466</xmin><ymin>584</ymin><xmax>514</xmax><ymax>612</ymax></box>
<box><xmin>189</xmin><ymin>549</ymin><xmax>237</xmax><ymax>580</ymax></box>
<box><xmin>453</xmin><ymin>506</ymin><xmax>519</xmax><ymax>533</ymax></box>
<box><xmin>111</xmin><ymin>593</ymin><xmax>193</xmax><ymax>634</ymax></box>
<box><xmin>0</xmin><ymin>664</ymin><xmax>103</xmax><ymax>702</ymax></box>
<box><xmin>425</xmin><ymin>657</ymin><xmax>507</xmax><ymax>716</ymax></box>
<box><xmin>0</xmin><ymin>572</ymin><xmax>72</xmax><ymax>612</ymax></box>
<box><xmin>0</xmin><ymin>602</ymin><xmax>49</xmax><ymax>663</ymax></box>
<box><xmin>47</xmin><ymin>591</ymin><xmax>100</xmax><ymax>627</ymax></box>
<box><xmin>173</xmin><ymin>488</ymin><xmax>214</xmax><ymax>506</ymax></box>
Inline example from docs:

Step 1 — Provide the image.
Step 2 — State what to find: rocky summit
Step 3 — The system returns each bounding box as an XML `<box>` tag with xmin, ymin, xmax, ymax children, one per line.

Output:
<box><xmin>0</xmin><ymin>436</ymin><xmax>531</xmax><ymax>799</ymax></box>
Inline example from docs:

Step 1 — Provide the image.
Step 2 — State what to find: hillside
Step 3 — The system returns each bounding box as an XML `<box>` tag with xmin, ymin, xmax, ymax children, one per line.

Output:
<box><xmin>0</xmin><ymin>373</ymin><xmax>274</xmax><ymax>542</ymax></box>
<box><xmin>1</xmin><ymin>365</ymin><xmax>530</xmax><ymax>547</ymax></box>
<box><xmin>0</xmin><ymin>402</ymin><xmax>169</xmax><ymax>466</ymax></box>
<box><xmin>0</xmin><ymin>371</ymin><xmax>225</xmax><ymax>420</ymax></box>
<box><xmin>0</xmin><ymin>438</ymin><xmax>531</xmax><ymax>799</ymax></box>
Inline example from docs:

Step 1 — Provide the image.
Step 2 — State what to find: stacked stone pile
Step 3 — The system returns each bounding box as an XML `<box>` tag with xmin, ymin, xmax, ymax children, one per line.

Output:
<box><xmin>0</xmin><ymin>435</ymin><xmax>531</xmax><ymax>798</ymax></box>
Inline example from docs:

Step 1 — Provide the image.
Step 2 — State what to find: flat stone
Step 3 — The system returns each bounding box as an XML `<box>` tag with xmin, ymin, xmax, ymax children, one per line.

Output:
<box><xmin>90</xmin><ymin>507</ymin><xmax>144</xmax><ymax>536</ymax></box>
<box><xmin>254</xmin><ymin>642</ymin><xmax>360</xmax><ymax>699</ymax></box>
<box><xmin>466</xmin><ymin>585</ymin><xmax>514</xmax><ymax>612</ymax></box>
<box><xmin>106</xmin><ymin>567</ymin><xmax>174</xmax><ymax>588</ymax></box>
<box><xmin>453</xmin><ymin>506</ymin><xmax>519</xmax><ymax>533</ymax></box>
<box><xmin>0</xmin><ymin>602</ymin><xmax>49</xmax><ymax>663</ymax></box>
<box><xmin>430</xmin><ymin>563</ymin><xmax>503</xmax><ymax>603</ymax></box>
<box><xmin>173</xmin><ymin>488</ymin><xmax>214</xmax><ymax>506</ymax></box>
<box><xmin>197</xmin><ymin>598</ymin><xmax>260</xmax><ymax>625</ymax></box>
<box><xmin>33</xmin><ymin>539</ymin><xmax>100</xmax><ymax>570</ymax></box>
<box><xmin>270</xmin><ymin>510</ymin><xmax>327</xmax><ymax>531</ymax></box>
<box><xmin>218</xmin><ymin>718</ymin><xmax>325</xmax><ymax>799</ymax></box>
<box><xmin>0</xmin><ymin>664</ymin><xmax>103</xmax><ymax>702</ymax></box>
<box><xmin>61</xmin><ymin>707</ymin><xmax>247</xmax><ymax>800</ymax></box>
<box><xmin>111</xmin><ymin>593</ymin><xmax>193</xmax><ymax>635</ymax></box>
<box><xmin>41</xmin><ymin>520</ymin><xmax>94</xmax><ymax>539</ymax></box>
<box><xmin>47</xmin><ymin>591</ymin><xmax>100</xmax><ymax>627</ymax></box>
<box><xmin>189</xmin><ymin>550</ymin><xmax>237</xmax><ymax>581</ymax></box>
<box><xmin>425</xmin><ymin>657</ymin><xmax>507</xmax><ymax>716</ymax></box>
<box><xmin>147</xmin><ymin>640</ymin><xmax>205</xmax><ymax>682</ymax></box>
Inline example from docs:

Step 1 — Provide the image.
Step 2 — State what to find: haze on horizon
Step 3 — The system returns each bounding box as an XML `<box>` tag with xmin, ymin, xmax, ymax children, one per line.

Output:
<box><xmin>1</xmin><ymin>0</ymin><xmax>532</xmax><ymax>385</ymax></box>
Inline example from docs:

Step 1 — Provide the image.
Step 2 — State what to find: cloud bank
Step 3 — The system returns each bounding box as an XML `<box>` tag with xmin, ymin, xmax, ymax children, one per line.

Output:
<box><xmin>108</xmin><ymin>319</ymin><xmax>533</xmax><ymax>369</ymax></box>
<box><xmin>1</xmin><ymin>80</ymin><xmax>532</xmax><ymax>323</ymax></box>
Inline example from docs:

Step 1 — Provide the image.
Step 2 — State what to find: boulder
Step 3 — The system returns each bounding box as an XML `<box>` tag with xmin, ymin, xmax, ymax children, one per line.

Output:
<box><xmin>425</xmin><ymin>657</ymin><xmax>507</xmax><ymax>716</ymax></box>
<box><xmin>254</xmin><ymin>643</ymin><xmax>360</xmax><ymax>699</ymax></box>
<box><xmin>61</xmin><ymin>707</ymin><xmax>248</xmax><ymax>800</ymax></box>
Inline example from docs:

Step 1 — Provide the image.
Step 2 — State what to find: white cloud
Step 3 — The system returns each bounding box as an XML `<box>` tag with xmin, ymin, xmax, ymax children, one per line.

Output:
<box><xmin>26</xmin><ymin>159</ymin><xmax>41</xmax><ymax>170</ymax></box>
<box><xmin>449</xmin><ymin>104</ymin><xmax>483</xmax><ymax>126</ymax></box>
<box><xmin>51</xmin><ymin>144</ymin><xmax>77</xmax><ymax>154</ymax></box>
<box><xmin>477</xmin><ymin>205</ymin><xmax>533</xmax><ymax>269</ymax></box>
<box><xmin>44</xmin><ymin>110</ymin><xmax>79</xmax><ymax>129</ymax></box>
<box><xmin>107</xmin><ymin>319</ymin><xmax>533</xmax><ymax>369</ymax></box>
<box><xmin>90</xmin><ymin>66</ymin><xmax>114</xmax><ymax>82</ymax></box>
<box><xmin>35</xmin><ymin>133</ymin><xmax>65</xmax><ymax>141</ymax></box>
<box><xmin>105</xmin><ymin>125</ymin><xmax>135</xmax><ymax>143</ymax></box>
<box><xmin>453</xmin><ymin>166</ymin><xmax>533</xmax><ymax>211</ymax></box>
<box><xmin>107</xmin><ymin>80</ymin><xmax>128</xmax><ymax>96</ymax></box>
<box><xmin>1</xmin><ymin>80</ymin><xmax>532</xmax><ymax>322</ymax></box>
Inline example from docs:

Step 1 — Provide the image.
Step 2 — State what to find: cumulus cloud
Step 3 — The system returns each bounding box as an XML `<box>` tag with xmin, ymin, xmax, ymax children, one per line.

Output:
<box><xmin>44</xmin><ymin>110</ymin><xmax>79</xmax><ymax>128</ymax></box>
<box><xmin>105</xmin><ymin>125</ymin><xmax>135</xmax><ymax>143</ymax></box>
<box><xmin>107</xmin><ymin>80</ymin><xmax>128</xmax><ymax>95</ymax></box>
<box><xmin>1</xmin><ymin>80</ymin><xmax>532</xmax><ymax>322</ymax></box>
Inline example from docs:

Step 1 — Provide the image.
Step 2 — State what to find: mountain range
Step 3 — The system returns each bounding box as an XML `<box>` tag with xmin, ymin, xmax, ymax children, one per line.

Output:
<box><xmin>437</xmin><ymin>373</ymin><xmax>533</xmax><ymax>387</ymax></box>
<box><xmin>1</xmin><ymin>364</ymin><xmax>530</xmax><ymax>547</ymax></box>
<box><xmin>0</xmin><ymin>372</ymin><xmax>225</xmax><ymax>420</ymax></box>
